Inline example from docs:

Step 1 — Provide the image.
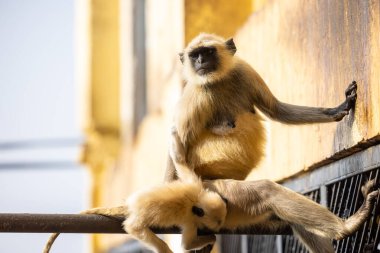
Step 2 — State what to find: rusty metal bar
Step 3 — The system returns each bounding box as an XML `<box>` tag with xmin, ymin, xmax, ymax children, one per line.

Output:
<box><xmin>0</xmin><ymin>213</ymin><xmax>292</xmax><ymax>235</ymax></box>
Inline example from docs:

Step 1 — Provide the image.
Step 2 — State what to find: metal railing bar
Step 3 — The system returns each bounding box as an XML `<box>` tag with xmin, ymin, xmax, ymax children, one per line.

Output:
<box><xmin>0</xmin><ymin>138</ymin><xmax>83</xmax><ymax>150</ymax></box>
<box><xmin>0</xmin><ymin>161</ymin><xmax>79</xmax><ymax>169</ymax></box>
<box><xmin>0</xmin><ymin>213</ymin><xmax>292</xmax><ymax>235</ymax></box>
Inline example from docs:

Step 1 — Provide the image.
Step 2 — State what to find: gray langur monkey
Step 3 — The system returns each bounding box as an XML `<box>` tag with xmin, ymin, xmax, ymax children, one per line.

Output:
<box><xmin>42</xmin><ymin>179</ymin><xmax>227</xmax><ymax>253</ymax></box>
<box><xmin>165</xmin><ymin>33</ymin><xmax>357</xmax><ymax>181</ymax></box>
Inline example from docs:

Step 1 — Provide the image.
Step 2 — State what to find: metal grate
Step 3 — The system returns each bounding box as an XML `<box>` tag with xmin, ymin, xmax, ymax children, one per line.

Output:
<box><xmin>247</xmin><ymin>234</ymin><xmax>278</xmax><ymax>253</ymax></box>
<box><xmin>327</xmin><ymin>169</ymin><xmax>380</xmax><ymax>253</ymax></box>
<box><xmin>282</xmin><ymin>189</ymin><xmax>321</xmax><ymax>253</ymax></box>
<box><xmin>219</xmin><ymin>167</ymin><xmax>380</xmax><ymax>253</ymax></box>
<box><xmin>220</xmin><ymin>235</ymin><xmax>243</xmax><ymax>252</ymax></box>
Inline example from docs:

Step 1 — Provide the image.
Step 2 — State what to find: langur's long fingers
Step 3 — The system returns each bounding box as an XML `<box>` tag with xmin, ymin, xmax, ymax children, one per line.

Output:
<box><xmin>347</xmin><ymin>92</ymin><xmax>357</xmax><ymax>103</ymax></box>
<box><xmin>361</xmin><ymin>179</ymin><xmax>376</xmax><ymax>197</ymax></box>
<box><xmin>345</xmin><ymin>81</ymin><xmax>357</xmax><ymax>97</ymax></box>
<box><xmin>366</xmin><ymin>190</ymin><xmax>379</xmax><ymax>203</ymax></box>
<box><xmin>334</xmin><ymin>111</ymin><xmax>349</xmax><ymax>121</ymax></box>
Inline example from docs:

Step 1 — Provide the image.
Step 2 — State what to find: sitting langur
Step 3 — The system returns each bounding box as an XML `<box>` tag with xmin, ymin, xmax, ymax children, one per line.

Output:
<box><xmin>165</xmin><ymin>33</ymin><xmax>357</xmax><ymax>181</ymax></box>
<box><xmin>42</xmin><ymin>179</ymin><xmax>227</xmax><ymax>253</ymax></box>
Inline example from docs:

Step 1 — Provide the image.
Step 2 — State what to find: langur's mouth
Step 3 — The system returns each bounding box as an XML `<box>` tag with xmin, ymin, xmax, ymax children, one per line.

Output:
<box><xmin>196</xmin><ymin>66</ymin><xmax>216</xmax><ymax>75</ymax></box>
<box><xmin>196</xmin><ymin>68</ymin><xmax>213</xmax><ymax>75</ymax></box>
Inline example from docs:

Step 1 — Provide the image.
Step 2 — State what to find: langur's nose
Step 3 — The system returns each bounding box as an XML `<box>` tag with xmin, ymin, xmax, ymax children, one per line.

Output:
<box><xmin>197</xmin><ymin>55</ymin><xmax>203</xmax><ymax>64</ymax></box>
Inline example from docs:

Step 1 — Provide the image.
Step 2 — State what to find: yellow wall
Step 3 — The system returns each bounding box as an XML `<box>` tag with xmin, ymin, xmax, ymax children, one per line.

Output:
<box><xmin>235</xmin><ymin>0</ymin><xmax>380</xmax><ymax>181</ymax></box>
<box><xmin>184</xmin><ymin>0</ymin><xmax>254</xmax><ymax>43</ymax></box>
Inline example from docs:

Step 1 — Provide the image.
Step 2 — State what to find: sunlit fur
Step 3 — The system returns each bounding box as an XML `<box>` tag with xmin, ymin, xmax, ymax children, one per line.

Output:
<box><xmin>175</xmin><ymin>34</ymin><xmax>267</xmax><ymax>180</ymax></box>
<box><xmin>42</xmin><ymin>179</ymin><xmax>227</xmax><ymax>253</ymax></box>
<box><xmin>182</xmin><ymin>33</ymin><xmax>236</xmax><ymax>85</ymax></box>
<box><xmin>168</xmin><ymin>33</ymin><xmax>356</xmax><ymax>181</ymax></box>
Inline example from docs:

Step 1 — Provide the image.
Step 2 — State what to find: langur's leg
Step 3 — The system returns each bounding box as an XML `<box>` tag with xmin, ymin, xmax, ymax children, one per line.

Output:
<box><xmin>265</xmin><ymin>179</ymin><xmax>378</xmax><ymax>240</ymax></box>
<box><xmin>292</xmin><ymin>224</ymin><xmax>335</xmax><ymax>253</ymax></box>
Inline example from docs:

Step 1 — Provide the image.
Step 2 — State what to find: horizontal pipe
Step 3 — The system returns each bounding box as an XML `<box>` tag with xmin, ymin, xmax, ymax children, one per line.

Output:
<box><xmin>0</xmin><ymin>213</ymin><xmax>292</xmax><ymax>235</ymax></box>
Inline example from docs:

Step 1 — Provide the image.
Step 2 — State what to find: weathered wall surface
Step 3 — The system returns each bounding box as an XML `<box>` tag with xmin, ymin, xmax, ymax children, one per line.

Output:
<box><xmin>235</xmin><ymin>0</ymin><xmax>380</xmax><ymax>181</ymax></box>
<box><xmin>184</xmin><ymin>0</ymin><xmax>253</xmax><ymax>43</ymax></box>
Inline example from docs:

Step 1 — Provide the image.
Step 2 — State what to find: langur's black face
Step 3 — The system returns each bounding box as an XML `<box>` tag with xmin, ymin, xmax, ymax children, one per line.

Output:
<box><xmin>188</xmin><ymin>46</ymin><xmax>219</xmax><ymax>76</ymax></box>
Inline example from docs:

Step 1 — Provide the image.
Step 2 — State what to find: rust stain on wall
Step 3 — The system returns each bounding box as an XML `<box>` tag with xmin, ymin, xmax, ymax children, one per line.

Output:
<box><xmin>235</xmin><ymin>0</ymin><xmax>380</xmax><ymax>181</ymax></box>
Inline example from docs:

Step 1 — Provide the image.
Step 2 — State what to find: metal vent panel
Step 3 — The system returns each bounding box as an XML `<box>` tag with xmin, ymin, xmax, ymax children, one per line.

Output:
<box><xmin>219</xmin><ymin>167</ymin><xmax>380</xmax><ymax>253</ymax></box>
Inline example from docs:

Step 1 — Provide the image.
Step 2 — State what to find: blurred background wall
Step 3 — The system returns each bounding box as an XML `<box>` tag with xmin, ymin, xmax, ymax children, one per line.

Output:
<box><xmin>0</xmin><ymin>0</ymin><xmax>379</xmax><ymax>252</ymax></box>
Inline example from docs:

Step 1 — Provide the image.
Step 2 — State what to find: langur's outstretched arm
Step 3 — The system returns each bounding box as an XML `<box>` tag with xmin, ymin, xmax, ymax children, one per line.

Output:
<box><xmin>209</xmin><ymin>179</ymin><xmax>377</xmax><ymax>242</ymax></box>
<box><xmin>291</xmin><ymin>181</ymin><xmax>377</xmax><ymax>253</ymax></box>
<box><xmin>250</xmin><ymin>72</ymin><xmax>357</xmax><ymax>124</ymax></box>
<box><xmin>257</xmin><ymin>179</ymin><xmax>377</xmax><ymax>240</ymax></box>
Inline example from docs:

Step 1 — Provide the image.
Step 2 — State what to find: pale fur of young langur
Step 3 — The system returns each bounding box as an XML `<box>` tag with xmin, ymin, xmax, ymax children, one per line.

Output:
<box><xmin>42</xmin><ymin>178</ymin><xmax>227</xmax><ymax>253</ymax></box>
<box><xmin>165</xmin><ymin>33</ymin><xmax>357</xmax><ymax>181</ymax></box>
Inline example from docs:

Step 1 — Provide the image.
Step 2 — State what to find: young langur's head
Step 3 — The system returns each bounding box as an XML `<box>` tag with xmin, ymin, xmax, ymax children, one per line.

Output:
<box><xmin>191</xmin><ymin>189</ymin><xmax>227</xmax><ymax>231</ymax></box>
<box><xmin>180</xmin><ymin>33</ymin><xmax>237</xmax><ymax>85</ymax></box>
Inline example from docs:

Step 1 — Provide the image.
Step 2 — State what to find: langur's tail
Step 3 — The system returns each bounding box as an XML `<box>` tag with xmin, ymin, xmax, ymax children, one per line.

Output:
<box><xmin>81</xmin><ymin>205</ymin><xmax>129</xmax><ymax>217</ymax></box>
<box><xmin>42</xmin><ymin>206</ymin><xmax>128</xmax><ymax>253</ymax></box>
<box><xmin>43</xmin><ymin>233</ymin><xmax>60</xmax><ymax>253</ymax></box>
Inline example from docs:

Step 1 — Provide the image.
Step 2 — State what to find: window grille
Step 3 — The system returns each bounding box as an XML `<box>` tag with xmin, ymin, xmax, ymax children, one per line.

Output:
<box><xmin>219</xmin><ymin>166</ymin><xmax>380</xmax><ymax>253</ymax></box>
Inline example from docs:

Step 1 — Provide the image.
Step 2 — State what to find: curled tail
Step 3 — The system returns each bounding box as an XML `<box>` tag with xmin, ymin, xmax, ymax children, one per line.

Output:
<box><xmin>43</xmin><ymin>233</ymin><xmax>60</xmax><ymax>253</ymax></box>
<box><xmin>81</xmin><ymin>205</ymin><xmax>128</xmax><ymax>218</ymax></box>
<box><xmin>42</xmin><ymin>206</ymin><xmax>128</xmax><ymax>253</ymax></box>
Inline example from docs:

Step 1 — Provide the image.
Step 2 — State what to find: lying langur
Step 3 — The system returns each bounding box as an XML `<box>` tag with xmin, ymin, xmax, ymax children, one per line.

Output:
<box><xmin>42</xmin><ymin>179</ymin><xmax>227</xmax><ymax>253</ymax></box>
<box><xmin>165</xmin><ymin>33</ymin><xmax>357</xmax><ymax>181</ymax></box>
<box><xmin>203</xmin><ymin>178</ymin><xmax>378</xmax><ymax>253</ymax></box>
<box><xmin>42</xmin><ymin>176</ymin><xmax>378</xmax><ymax>253</ymax></box>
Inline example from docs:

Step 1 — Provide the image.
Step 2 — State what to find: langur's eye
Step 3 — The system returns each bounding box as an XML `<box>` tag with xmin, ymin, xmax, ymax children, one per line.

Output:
<box><xmin>189</xmin><ymin>53</ymin><xmax>198</xmax><ymax>59</ymax></box>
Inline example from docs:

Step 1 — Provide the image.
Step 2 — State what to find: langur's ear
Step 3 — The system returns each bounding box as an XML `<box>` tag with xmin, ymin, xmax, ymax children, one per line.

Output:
<box><xmin>192</xmin><ymin>206</ymin><xmax>205</xmax><ymax>217</ymax></box>
<box><xmin>225</xmin><ymin>38</ymin><xmax>236</xmax><ymax>55</ymax></box>
<box><xmin>179</xmin><ymin>52</ymin><xmax>185</xmax><ymax>64</ymax></box>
